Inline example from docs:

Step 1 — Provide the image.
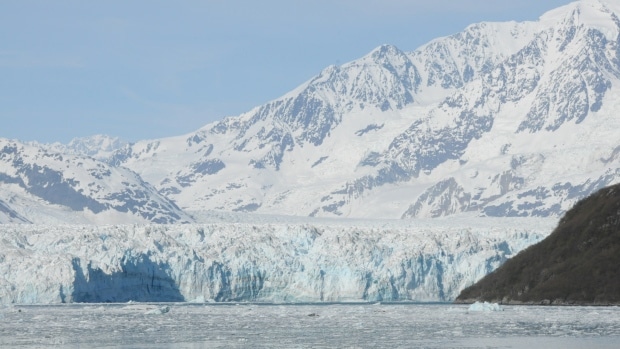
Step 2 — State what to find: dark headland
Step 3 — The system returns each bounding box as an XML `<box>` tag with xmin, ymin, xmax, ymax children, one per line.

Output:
<box><xmin>456</xmin><ymin>183</ymin><xmax>620</xmax><ymax>305</ymax></box>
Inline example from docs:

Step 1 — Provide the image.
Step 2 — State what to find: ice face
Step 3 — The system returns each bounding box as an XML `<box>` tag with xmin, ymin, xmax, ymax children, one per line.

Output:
<box><xmin>0</xmin><ymin>217</ymin><xmax>553</xmax><ymax>304</ymax></box>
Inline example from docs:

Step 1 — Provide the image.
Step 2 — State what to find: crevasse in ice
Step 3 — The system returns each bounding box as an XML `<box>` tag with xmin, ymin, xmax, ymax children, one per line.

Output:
<box><xmin>0</xmin><ymin>218</ymin><xmax>552</xmax><ymax>304</ymax></box>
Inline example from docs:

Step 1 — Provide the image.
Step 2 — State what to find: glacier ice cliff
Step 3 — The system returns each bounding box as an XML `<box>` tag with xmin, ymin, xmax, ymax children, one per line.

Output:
<box><xmin>0</xmin><ymin>218</ymin><xmax>554</xmax><ymax>304</ymax></box>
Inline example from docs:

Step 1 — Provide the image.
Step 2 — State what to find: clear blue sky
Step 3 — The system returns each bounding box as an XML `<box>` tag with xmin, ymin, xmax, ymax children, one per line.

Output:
<box><xmin>2</xmin><ymin>0</ymin><xmax>572</xmax><ymax>143</ymax></box>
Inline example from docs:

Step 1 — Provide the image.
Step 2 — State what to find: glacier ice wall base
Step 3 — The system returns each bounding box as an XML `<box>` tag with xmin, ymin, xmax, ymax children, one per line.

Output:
<box><xmin>0</xmin><ymin>219</ymin><xmax>553</xmax><ymax>304</ymax></box>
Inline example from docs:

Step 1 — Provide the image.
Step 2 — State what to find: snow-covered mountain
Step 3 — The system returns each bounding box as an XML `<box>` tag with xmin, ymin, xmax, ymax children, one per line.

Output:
<box><xmin>2</xmin><ymin>1</ymin><xmax>612</xmax><ymax>304</ymax></box>
<box><xmin>0</xmin><ymin>217</ymin><xmax>553</xmax><ymax>304</ymax></box>
<box><xmin>3</xmin><ymin>1</ymin><xmax>620</xmax><ymax>224</ymax></box>
<box><xmin>104</xmin><ymin>0</ymin><xmax>620</xmax><ymax>220</ymax></box>
<box><xmin>47</xmin><ymin>134</ymin><xmax>130</xmax><ymax>161</ymax></box>
<box><xmin>0</xmin><ymin>139</ymin><xmax>190</xmax><ymax>224</ymax></box>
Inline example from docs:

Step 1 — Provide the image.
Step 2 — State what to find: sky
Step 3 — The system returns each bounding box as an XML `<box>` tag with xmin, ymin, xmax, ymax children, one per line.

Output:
<box><xmin>2</xmin><ymin>0</ymin><xmax>573</xmax><ymax>144</ymax></box>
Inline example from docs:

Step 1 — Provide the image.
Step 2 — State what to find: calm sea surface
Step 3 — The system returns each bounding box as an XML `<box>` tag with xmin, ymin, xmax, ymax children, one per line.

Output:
<box><xmin>1</xmin><ymin>303</ymin><xmax>619</xmax><ymax>348</ymax></box>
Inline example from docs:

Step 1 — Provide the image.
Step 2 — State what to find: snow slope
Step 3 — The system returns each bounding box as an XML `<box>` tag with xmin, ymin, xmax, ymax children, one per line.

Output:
<box><xmin>3</xmin><ymin>1</ymin><xmax>620</xmax><ymax>226</ymax></box>
<box><xmin>0</xmin><ymin>139</ymin><xmax>191</xmax><ymax>224</ymax></box>
<box><xmin>46</xmin><ymin>134</ymin><xmax>130</xmax><ymax>161</ymax></box>
<box><xmin>106</xmin><ymin>0</ymin><xmax>620</xmax><ymax>221</ymax></box>
<box><xmin>0</xmin><ymin>217</ymin><xmax>554</xmax><ymax>304</ymax></box>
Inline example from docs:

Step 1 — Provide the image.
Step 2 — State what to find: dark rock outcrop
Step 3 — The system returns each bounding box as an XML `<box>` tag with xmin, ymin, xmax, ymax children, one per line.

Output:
<box><xmin>456</xmin><ymin>183</ymin><xmax>620</xmax><ymax>305</ymax></box>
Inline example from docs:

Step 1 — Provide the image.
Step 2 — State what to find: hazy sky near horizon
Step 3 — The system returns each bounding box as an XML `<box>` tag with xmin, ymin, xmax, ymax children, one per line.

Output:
<box><xmin>2</xmin><ymin>0</ymin><xmax>572</xmax><ymax>143</ymax></box>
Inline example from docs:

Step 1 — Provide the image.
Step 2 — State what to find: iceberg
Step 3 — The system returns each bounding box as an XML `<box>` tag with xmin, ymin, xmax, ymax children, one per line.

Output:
<box><xmin>468</xmin><ymin>301</ymin><xmax>504</xmax><ymax>312</ymax></box>
<box><xmin>145</xmin><ymin>305</ymin><xmax>171</xmax><ymax>315</ymax></box>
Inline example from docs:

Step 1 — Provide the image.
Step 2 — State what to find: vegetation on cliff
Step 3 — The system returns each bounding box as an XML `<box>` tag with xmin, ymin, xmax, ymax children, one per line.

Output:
<box><xmin>456</xmin><ymin>183</ymin><xmax>620</xmax><ymax>305</ymax></box>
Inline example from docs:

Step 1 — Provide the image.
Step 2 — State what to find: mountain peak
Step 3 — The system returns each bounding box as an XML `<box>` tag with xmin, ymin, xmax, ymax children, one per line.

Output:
<box><xmin>6</xmin><ymin>1</ymin><xmax>620</xmax><ymax>223</ymax></box>
<box><xmin>111</xmin><ymin>0</ymin><xmax>620</xmax><ymax>219</ymax></box>
<box><xmin>540</xmin><ymin>0</ymin><xmax>620</xmax><ymax>40</ymax></box>
<box><xmin>40</xmin><ymin>134</ymin><xmax>131</xmax><ymax>161</ymax></box>
<box><xmin>365</xmin><ymin>44</ymin><xmax>410</xmax><ymax>67</ymax></box>
<box><xmin>369</xmin><ymin>44</ymin><xmax>404</xmax><ymax>57</ymax></box>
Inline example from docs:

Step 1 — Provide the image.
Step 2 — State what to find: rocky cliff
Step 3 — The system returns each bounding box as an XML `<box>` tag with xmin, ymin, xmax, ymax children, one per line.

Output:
<box><xmin>456</xmin><ymin>183</ymin><xmax>620</xmax><ymax>305</ymax></box>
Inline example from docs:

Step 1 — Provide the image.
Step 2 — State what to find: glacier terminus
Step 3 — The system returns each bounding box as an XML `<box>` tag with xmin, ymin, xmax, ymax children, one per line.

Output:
<box><xmin>1</xmin><ymin>0</ymin><xmax>620</xmax><ymax>305</ymax></box>
<box><xmin>0</xmin><ymin>216</ymin><xmax>552</xmax><ymax>304</ymax></box>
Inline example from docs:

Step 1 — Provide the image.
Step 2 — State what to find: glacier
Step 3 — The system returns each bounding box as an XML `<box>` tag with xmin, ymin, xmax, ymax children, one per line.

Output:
<box><xmin>0</xmin><ymin>216</ymin><xmax>554</xmax><ymax>304</ymax></box>
<box><xmin>2</xmin><ymin>0</ymin><xmax>616</xmax><ymax>308</ymax></box>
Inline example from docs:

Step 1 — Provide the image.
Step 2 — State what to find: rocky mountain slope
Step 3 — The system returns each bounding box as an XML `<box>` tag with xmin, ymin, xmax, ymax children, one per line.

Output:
<box><xmin>455</xmin><ymin>183</ymin><xmax>620</xmax><ymax>305</ymax></box>
<box><xmin>112</xmin><ymin>0</ymin><xmax>620</xmax><ymax>220</ymax></box>
<box><xmin>0</xmin><ymin>139</ymin><xmax>191</xmax><ymax>224</ymax></box>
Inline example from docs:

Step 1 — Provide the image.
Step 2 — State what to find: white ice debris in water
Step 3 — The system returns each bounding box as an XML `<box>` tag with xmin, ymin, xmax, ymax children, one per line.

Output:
<box><xmin>3</xmin><ymin>303</ymin><xmax>620</xmax><ymax>347</ymax></box>
<box><xmin>468</xmin><ymin>301</ymin><xmax>503</xmax><ymax>312</ymax></box>
<box><xmin>189</xmin><ymin>296</ymin><xmax>206</xmax><ymax>304</ymax></box>
<box><xmin>145</xmin><ymin>306</ymin><xmax>171</xmax><ymax>315</ymax></box>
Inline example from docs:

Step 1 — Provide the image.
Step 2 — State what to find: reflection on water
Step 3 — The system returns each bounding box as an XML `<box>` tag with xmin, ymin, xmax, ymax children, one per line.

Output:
<box><xmin>1</xmin><ymin>303</ymin><xmax>620</xmax><ymax>348</ymax></box>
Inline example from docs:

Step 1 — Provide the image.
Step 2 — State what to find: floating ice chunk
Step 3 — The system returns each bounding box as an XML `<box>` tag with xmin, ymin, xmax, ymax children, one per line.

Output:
<box><xmin>145</xmin><ymin>305</ymin><xmax>171</xmax><ymax>315</ymax></box>
<box><xmin>189</xmin><ymin>296</ymin><xmax>206</xmax><ymax>304</ymax></box>
<box><xmin>468</xmin><ymin>301</ymin><xmax>503</xmax><ymax>312</ymax></box>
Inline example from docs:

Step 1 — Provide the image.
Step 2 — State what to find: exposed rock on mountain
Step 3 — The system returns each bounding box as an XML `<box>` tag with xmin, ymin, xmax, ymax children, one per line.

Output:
<box><xmin>3</xmin><ymin>1</ymin><xmax>620</xmax><ymax>224</ymax></box>
<box><xmin>48</xmin><ymin>134</ymin><xmax>130</xmax><ymax>161</ymax></box>
<box><xmin>112</xmin><ymin>0</ymin><xmax>620</xmax><ymax>220</ymax></box>
<box><xmin>455</xmin><ymin>183</ymin><xmax>620</xmax><ymax>305</ymax></box>
<box><xmin>0</xmin><ymin>139</ymin><xmax>191</xmax><ymax>224</ymax></box>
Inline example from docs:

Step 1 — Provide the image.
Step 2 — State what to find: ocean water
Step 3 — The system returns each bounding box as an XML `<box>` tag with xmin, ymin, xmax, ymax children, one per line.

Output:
<box><xmin>1</xmin><ymin>303</ymin><xmax>619</xmax><ymax>348</ymax></box>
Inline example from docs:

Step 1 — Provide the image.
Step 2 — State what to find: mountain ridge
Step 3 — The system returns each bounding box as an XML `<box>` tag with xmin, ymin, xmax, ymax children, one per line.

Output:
<box><xmin>2</xmin><ymin>0</ymin><xmax>620</xmax><ymax>223</ymax></box>
<box><xmin>0</xmin><ymin>139</ymin><xmax>191</xmax><ymax>224</ymax></box>
<box><xmin>116</xmin><ymin>0</ymin><xmax>620</xmax><ymax>220</ymax></box>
